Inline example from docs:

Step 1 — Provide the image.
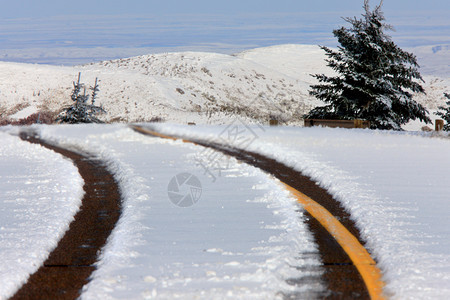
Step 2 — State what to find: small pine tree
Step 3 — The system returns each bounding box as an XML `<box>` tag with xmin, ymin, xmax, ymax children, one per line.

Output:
<box><xmin>306</xmin><ymin>0</ymin><xmax>431</xmax><ymax>130</ymax></box>
<box><xmin>56</xmin><ymin>72</ymin><xmax>106</xmax><ymax>124</ymax></box>
<box><xmin>435</xmin><ymin>93</ymin><xmax>450</xmax><ymax>131</ymax></box>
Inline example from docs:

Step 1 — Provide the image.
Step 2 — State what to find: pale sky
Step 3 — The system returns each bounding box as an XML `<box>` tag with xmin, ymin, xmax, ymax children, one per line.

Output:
<box><xmin>0</xmin><ymin>0</ymin><xmax>448</xmax><ymax>64</ymax></box>
<box><xmin>1</xmin><ymin>0</ymin><xmax>448</xmax><ymax>18</ymax></box>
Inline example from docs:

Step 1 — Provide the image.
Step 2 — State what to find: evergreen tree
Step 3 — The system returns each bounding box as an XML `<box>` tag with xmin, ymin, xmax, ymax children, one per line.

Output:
<box><xmin>306</xmin><ymin>0</ymin><xmax>431</xmax><ymax>130</ymax></box>
<box><xmin>56</xmin><ymin>73</ymin><xmax>106</xmax><ymax>124</ymax></box>
<box><xmin>435</xmin><ymin>93</ymin><xmax>450</xmax><ymax>131</ymax></box>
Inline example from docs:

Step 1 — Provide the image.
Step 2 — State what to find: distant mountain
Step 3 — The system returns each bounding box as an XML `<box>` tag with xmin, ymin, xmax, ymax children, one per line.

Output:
<box><xmin>409</xmin><ymin>44</ymin><xmax>450</xmax><ymax>77</ymax></box>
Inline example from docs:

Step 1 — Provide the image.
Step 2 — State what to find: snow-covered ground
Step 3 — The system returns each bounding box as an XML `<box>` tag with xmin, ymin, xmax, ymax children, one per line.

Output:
<box><xmin>0</xmin><ymin>131</ymin><xmax>83</xmax><ymax>299</ymax></box>
<box><xmin>151</xmin><ymin>123</ymin><xmax>450</xmax><ymax>299</ymax></box>
<box><xmin>1</xmin><ymin>125</ymin><xmax>325</xmax><ymax>299</ymax></box>
<box><xmin>0</xmin><ymin>41</ymin><xmax>449</xmax><ymax>299</ymax></box>
<box><xmin>1</xmin><ymin>44</ymin><xmax>448</xmax><ymax>129</ymax></box>
<box><xmin>1</xmin><ymin>123</ymin><xmax>449</xmax><ymax>299</ymax></box>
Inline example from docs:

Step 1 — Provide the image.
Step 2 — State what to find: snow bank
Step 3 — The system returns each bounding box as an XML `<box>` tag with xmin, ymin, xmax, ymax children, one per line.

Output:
<box><xmin>152</xmin><ymin>123</ymin><xmax>450</xmax><ymax>299</ymax></box>
<box><xmin>0</xmin><ymin>130</ymin><xmax>84</xmax><ymax>299</ymax></box>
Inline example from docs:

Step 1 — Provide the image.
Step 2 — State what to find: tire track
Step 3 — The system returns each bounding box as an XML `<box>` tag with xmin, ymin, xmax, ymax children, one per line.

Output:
<box><xmin>132</xmin><ymin>125</ymin><xmax>384</xmax><ymax>299</ymax></box>
<box><xmin>11</xmin><ymin>131</ymin><xmax>122</xmax><ymax>300</ymax></box>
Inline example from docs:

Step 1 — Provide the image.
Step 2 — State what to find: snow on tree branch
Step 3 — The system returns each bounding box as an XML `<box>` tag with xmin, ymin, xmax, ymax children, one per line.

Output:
<box><xmin>306</xmin><ymin>0</ymin><xmax>431</xmax><ymax>130</ymax></box>
<box><xmin>56</xmin><ymin>72</ymin><xmax>106</xmax><ymax>124</ymax></box>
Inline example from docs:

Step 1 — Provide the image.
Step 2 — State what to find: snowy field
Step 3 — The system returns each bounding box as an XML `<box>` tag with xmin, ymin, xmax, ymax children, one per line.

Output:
<box><xmin>0</xmin><ymin>39</ymin><xmax>448</xmax><ymax>300</ymax></box>
<box><xmin>1</xmin><ymin>44</ymin><xmax>448</xmax><ymax>129</ymax></box>
<box><xmin>1</xmin><ymin>123</ymin><xmax>449</xmax><ymax>299</ymax></box>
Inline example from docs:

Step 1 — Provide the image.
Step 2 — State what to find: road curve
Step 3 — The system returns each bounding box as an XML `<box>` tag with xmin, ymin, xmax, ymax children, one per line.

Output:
<box><xmin>132</xmin><ymin>125</ymin><xmax>386</xmax><ymax>299</ymax></box>
<box><xmin>11</xmin><ymin>131</ymin><xmax>122</xmax><ymax>300</ymax></box>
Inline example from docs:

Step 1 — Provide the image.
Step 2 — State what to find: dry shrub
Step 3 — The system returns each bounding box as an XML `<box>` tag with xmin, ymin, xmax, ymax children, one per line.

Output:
<box><xmin>148</xmin><ymin>116</ymin><xmax>164</xmax><ymax>123</ymax></box>
<box><xmin>0</xmin><ymin>111</ymin><xmax>56</xmax><ymax>126</ymax></box>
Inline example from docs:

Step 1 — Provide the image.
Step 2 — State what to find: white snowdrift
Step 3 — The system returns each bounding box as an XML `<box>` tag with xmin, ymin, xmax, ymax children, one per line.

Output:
<box><xmin>0</xmin><ymin>130</ymin><xmax>84</xmax><ymax>299</ymax></box>
<box><xmin>152</xmin><ymin>123</ymin><xmax>450</xmax><ymax>299</ymax></box>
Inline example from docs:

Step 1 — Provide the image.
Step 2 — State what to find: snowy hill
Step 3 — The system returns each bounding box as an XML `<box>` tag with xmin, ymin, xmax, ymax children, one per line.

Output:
<box><xmin>0</xmin><ymin>44</ymin><xmax>448</xmax><ymax>127</ymax></box>
<box><xmin>236</xmin><ymin>44</ymin><xmax>331</xmax><ymax>82</ymax></box>
<box><xmin>79</xmin><ymin>50</ymin><xmax>316</xmax><ymax>124</ymax></box>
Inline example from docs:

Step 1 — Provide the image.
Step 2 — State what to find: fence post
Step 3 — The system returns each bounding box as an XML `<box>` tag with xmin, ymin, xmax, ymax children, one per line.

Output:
<box><xmin>435</xmin><ymin>119</ymin><xmax>444</xmax><ymax>131</ymax></box>
<box><xmin>270</xmin><ymin>119</ymin><xmax>279</xmax><ymax>126</ymax></box>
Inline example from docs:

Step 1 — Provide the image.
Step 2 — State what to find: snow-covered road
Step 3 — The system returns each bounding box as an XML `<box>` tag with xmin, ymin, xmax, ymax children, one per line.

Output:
<box><xmin>153</xmin><ymin>123</ymin><xmax>450</xmax><ymax>299</ymax></box>
<box><xmin>1</xmin><ymin>123</ymin><xmax>450</xmax><ymax>299</ymax></box>
<box><xmin>1</xmin><ymin>125</ymin><xmax>324</xmax><ymax>299</ymax></box>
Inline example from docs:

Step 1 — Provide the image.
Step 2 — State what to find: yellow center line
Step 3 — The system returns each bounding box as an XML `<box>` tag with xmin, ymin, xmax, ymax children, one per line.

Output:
<box><xmin>131</xmin><ymin>125</ymin><xmax>386</xmax><ymax>299</ymax></box>
<box><xmin>132</xmin><ymin>125</ymin><xmax>194</xmax><ymax>144</ymax></box>
<box><xmin>132</xmin><ymin>126</ymin><xmax>178</xmax><ymax>141</ymax></box>
<box><xmin>283</xmin><ymin>184</ymin><xmax>385</xmax><ymax>300</ymax></box>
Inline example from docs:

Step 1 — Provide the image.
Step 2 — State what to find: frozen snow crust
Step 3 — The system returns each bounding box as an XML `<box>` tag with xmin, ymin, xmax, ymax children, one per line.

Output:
<box><xmin>153</xmin><ymin>123</ymin><xmax>450</xmax><ymax>299</ymax></box>
<box><xmin>0</xmin><ymin>129</ymin><xmax>84</xmax><ymax>299</ymax></box>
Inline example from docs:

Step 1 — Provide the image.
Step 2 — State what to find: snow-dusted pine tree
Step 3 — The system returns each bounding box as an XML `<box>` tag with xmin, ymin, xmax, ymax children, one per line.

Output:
<box><xmin>435</xmin><ymin>93</ymin><xmax>450</xmax><ymax>131</ymax></box>
<box><xmin>56</xmin><ymin>73</ymin><xmax>106</xmax><ymax>124</ymax></box>
<box><xmin>306</xmin><ymin>0</ymin><xmax>431</xmax><ymax>130</ymax></box>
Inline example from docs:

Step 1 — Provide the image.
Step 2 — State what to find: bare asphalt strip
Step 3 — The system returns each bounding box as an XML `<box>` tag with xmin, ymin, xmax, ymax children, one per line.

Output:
<box><xmin>11</xmin><ymin>131</ymin><xmax>122</xmax><ymax>300</ymax></box>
